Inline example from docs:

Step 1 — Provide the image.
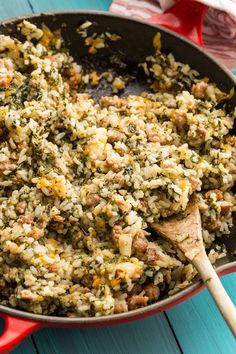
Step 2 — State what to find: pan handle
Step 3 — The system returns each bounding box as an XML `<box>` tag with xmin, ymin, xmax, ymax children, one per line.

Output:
<box><xmin>147</xmin><ymin>0</ymin><xmax>208</xmax><ymax>47</ymax></box>
<box><xmin>0</xmin><ymin>313</ymin><xmax>42</xmax><ymax>353</ymax></box>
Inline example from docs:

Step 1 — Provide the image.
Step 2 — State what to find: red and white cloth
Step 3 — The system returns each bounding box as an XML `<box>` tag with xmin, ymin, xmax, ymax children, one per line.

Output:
<box><xmin>110</xmin><ymin>0</ymin><xmax>236</xmax><ymax>70</ymax></box>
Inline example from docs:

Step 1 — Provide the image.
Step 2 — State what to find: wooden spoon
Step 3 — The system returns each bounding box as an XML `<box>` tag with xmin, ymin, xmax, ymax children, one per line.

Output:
<box><xmin>151</xmin><ymin>199</ymin><xmax>236</xmax><ymax>337</ymax></box>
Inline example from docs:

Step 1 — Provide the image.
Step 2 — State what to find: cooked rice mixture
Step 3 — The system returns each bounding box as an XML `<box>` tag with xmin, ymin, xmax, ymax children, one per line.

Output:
<box><xmin>0</xmin><ymin>21</ymin><xmax>235</xmax><ymax>317</ymax></box>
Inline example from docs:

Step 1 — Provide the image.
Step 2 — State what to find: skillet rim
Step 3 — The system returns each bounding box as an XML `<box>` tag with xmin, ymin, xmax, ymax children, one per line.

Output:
<box><xmin>0</xmin><ymin>10</ymin><xmax>235</xmax><ymax>324</ymax></box>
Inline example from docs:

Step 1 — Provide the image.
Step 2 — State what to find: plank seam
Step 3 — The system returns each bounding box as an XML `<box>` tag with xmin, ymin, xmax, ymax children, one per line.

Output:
<box><xmin>164</xmin><ymin>312</ymin><xmax>184</xmax><ymax>354</ymax></box>
<box><xmin>31</xmin><ymin>335</ymin><xmax>40</xmax><ymax>354</ymax></box>
<box><xmin>26</xmin><ymin>0</ymin><xmax>35</xmax><ymax>13</ymax></box>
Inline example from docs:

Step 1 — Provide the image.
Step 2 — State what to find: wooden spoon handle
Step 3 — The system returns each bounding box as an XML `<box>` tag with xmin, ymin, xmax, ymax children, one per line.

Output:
<box><xmin>193</xmin><ymin>251</ymin><xmax>236</xmax><ymax>337</ymax></box>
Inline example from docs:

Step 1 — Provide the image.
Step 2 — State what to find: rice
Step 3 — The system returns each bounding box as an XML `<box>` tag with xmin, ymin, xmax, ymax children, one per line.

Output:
<box><xmin>0</xmin><ymin>20</ymin><xmax>235</xmax><ymax>317</ymax></box>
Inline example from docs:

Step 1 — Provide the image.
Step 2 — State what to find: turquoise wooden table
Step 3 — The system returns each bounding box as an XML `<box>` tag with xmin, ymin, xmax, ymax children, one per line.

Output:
<box><xmin>0</xmin><ymin>1</ymin><xmax>235</xmax><ymax>353</ymax></box>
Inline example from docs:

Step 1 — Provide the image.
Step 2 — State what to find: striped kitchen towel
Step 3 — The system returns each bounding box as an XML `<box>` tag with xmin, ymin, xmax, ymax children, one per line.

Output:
<box><xmin>110</xmin><ymin>0</ymin><xmax>236</xmax><ymax>70</ymax></box>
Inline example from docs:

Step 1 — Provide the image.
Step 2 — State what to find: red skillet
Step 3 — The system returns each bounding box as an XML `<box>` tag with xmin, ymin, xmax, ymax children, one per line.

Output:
<box><xmin>0</xmin><ymin>2</ymin><xmax>236</xmax><ymax>353</ymax></box>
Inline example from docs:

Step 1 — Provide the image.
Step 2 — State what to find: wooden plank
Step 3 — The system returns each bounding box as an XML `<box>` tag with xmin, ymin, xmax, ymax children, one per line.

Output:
<box><xmin>33</xmin><ymin>314</ymin><xmax>181</xmax><ymax>354</ymax></box>
<box><xmin>166</xmin><ymin>273</ymin><xmax>236</xmax><ymax>354</ymax></box>
<box><xmin>12</xmin><ymin>338</ymin><xmax>37</xmax><ymax>354</ymax></box>
<box><xmin>29</xmin><ymin>0</ymin><xmax>112</xmax><ymax>12</ymax></box>
<box><xmin>0</xmin><ymin>0</ymin><xmax>32</xmax><ymax>20</ymax></box>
